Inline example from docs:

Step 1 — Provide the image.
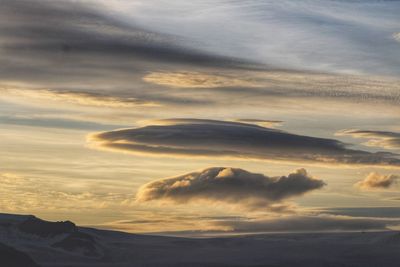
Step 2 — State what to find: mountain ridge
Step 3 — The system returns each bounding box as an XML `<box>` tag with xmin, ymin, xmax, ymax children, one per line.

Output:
<box><xmin>0</xmin><ymin>213</ymin><xmax>400</xmax><ymax>267</ymax></box>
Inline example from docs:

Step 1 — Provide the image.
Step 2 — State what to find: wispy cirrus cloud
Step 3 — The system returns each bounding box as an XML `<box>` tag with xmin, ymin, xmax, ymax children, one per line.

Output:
<box><xmin>88</xmin><ymin>119</ymin><xmax>400</xmax><ymax>168</ymax></box>
<box><xmin>136</xmin><ymin>167</ymin><xmax>325</xmax><ymax>211</ymax></box>
<box><xmin>142</xmin><ymin>70</ymin><xmax>400</xmax><ymax>108</ymax></box>
<box><xmin>113</xmin><ymin>0</ymin><xmax>400</xmax><ymax>76</ymax></box>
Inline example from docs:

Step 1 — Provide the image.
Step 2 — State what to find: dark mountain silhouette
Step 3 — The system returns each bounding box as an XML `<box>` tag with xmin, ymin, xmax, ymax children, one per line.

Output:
<box><xmin>0</xmin><ymin>242</ymin><xmax>40</xmax><ymax>267</ymax></box>
<box><xmin>17</xmin><ymin>216</ymin><xmax>76</xmax><ymax>237</ymax></box>
<box><xmin>52</xmin><ymin>230</ymin><xmax>101</xmax><ymax>257</ymax></box>
<box><xmin>0</xmin><ymin>213</ymin><xmax>400</xmax><ymax>267</ymax></box>
<box><xmin>12</xmin><ymin>215</ymin><xmax>102</xmax><ymax>257</ymax></box>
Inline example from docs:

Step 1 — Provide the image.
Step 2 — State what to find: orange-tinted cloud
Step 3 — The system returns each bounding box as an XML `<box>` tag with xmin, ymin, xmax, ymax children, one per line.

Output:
<box><xmin>356</xmin><ymin>172</ymin><xmax>399</xmax><ymax>190</ymax></box>
<box><xmin>337</xmin><ymin>129</ymin><xmax>400</xmax><ymax>150</ymax></box>
<box><xmin>1</xmin><ymin>87</ymin><xmax>158</xmax><ymax>108</ymax></box>
<box><xmin>136</xmin><ymin>167</ymin><xmax>325</xmax><ymax>210</ymax></box>
<box><xmin>143</xmin><ymin>71</ymin><xmax>262</xmax><ymax>88</ymax></box>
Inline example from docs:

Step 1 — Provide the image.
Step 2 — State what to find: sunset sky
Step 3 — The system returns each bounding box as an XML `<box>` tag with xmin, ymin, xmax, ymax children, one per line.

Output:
<box><xmin>1</xmin><ymin>0</ymin><xmax>400</xmax><ymax>234</ymax></box>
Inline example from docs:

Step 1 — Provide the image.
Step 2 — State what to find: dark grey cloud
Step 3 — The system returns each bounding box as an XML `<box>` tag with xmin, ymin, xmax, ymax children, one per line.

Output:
<box><xmin>89</xmin><ymin>119</ymin><xmax>400</xmax><ymax>167</ymax></box>
<box><xmin>214</xmin><ymin>215</ymin><xmax>400</xmax><ymax>233</ymax></box>
<box><xmin>136</xmin><ymin>167</ymin><xmax>325</xmax><ymax>210</ymax></box>
<box><xmin>2</xmin><ymin>0</ymin><xmax>399</xmax><ymax>111</ymax></box>
<box><xmin>338</xmin><ymin>129</ymin><xmax>400</xmax><ymax>150</ymax></box>
<box><xmin>0</xmin><ymin>0</ymin><xmax>270</xmax><ymax>112</ymax></box>
<box><xmin>0</xmin><ymin>0</ymin><xmax>259</xmax><ymax>83</ymax></box>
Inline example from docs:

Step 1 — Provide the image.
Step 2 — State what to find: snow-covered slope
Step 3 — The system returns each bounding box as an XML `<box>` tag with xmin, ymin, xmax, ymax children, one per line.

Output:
<box><xmin>0</xmin><ymin>213</ymin><xmax>399</xmax><ymax>267</ymax></box>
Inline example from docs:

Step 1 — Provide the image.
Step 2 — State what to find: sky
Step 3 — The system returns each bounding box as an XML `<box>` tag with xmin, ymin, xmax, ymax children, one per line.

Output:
<box><xmin>1</xmin><ymin>0</ymin><xmax>400</xmax><ymax>234</ymax></box>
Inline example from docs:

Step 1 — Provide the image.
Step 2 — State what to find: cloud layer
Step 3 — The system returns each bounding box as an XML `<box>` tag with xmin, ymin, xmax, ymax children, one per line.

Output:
<box><xmin>111</xmin><ymin>0</ymin><xmax>400</xmax><ymax>76</ymax></box>
<box><xmin>89</xmin><ymin>119</ymin><xmax>400</xmax><ymax>167</ymax></box>
<box><xmin>356</xmin><ymin>172</ymin><xmax>399</xmax><ymax>190</ymax></box>
<box><xmin>0</xmin><ymin>0</ymin><xmax>256</xmax><ymax>84</ymax></box>
<box><xmin>0</xmin><ymin>173</ymin><xmax>132</xmax><ymax>212</ymax></box>
<box><xmin>2</xmin><ymin>0</ymin><xmax>400</xmax><ymax>115</ymax></box>
<box><xmin>394</xmin><ymin>33</ymin><xmax>400</xmax><ymax>43</ymax></box>
<box><xmin>337</xmin><ymin>129</ymin><xmax>400</xmax><ymax>150</ymax></box>
<box><xmin>0</xmin><ymin>87</ymin><xmax>158</xmax><ymax>108</ymax></box>
<box><xmin>136</xmin><ymin>167</ymin><xmax>325</xmax><ymax>210</ymax></box>
<box><xmin>214</xmin><ymin>215</ymin><xmax>400</xmax><ymax>233</ymax></box>
<box><xmin>2</xmin><ymin>0</ymin><xmax>400</xmax><ymax>234</ymax></box>
<box><xmin>143</xmin><ymin>71</ymin><xmax>261</xmax><ymax>89</ymax></box>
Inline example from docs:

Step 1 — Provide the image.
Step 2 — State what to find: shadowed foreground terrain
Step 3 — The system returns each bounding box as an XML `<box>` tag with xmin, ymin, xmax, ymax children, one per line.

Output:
<box><xmin>0</xmin><ymin>242</ymin><xmax>40</xmax><ymax>267</ymax></box>
<box><xmin>0</xmin><ymin>213</ymin><xmax>399</xmax><ymax>267</ymax></box>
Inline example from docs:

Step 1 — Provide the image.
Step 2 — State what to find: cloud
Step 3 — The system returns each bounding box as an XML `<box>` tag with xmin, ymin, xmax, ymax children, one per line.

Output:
<box><xmin>0</xmin><ymin>115</ymin><xmax>124</xmax><ymax>130</ymax></box>
<box><xmin>322</xmin><ymin>207</ymin><xmax>400</xmax><ymax>219</ymax></box>
<box><xmin>142</xmin><ymin>70</ymin><xmax>400</xmax><ymax>108</ymax></box>
<box><xmin>213</xmin><ymin>215</ymin><xmax>400</xmax><ymax>233</ymax></box>
<box><xmin>356</xmin><ymin>172</ymin><xmax>399</xmax><ymax>190</ymax></box>
<box><xmin>0</xmin><ymin>173</ymin><xmax>132</xmax><ymax>212</ymax></box>
<box><xmin>337</xmin><ymin>129</ymin><xmax>400</xmax><ymax>150</ymax></box>
<box><xmin>393</xmin><ymin>33</ymin><xmax>400</xmax><ymax>43</ymax></box>
<box><xmin>89</xmin><ymin>119</ymin><xmax>400</xmax><ymax>167</ymax></box>
<box><xmin>113</xmin><ymin>0</ymin><xmax>400</xmax><ymax>76</ymax></box>
<box><xmin>136</xmin><ymin>167</ymin><xmax>325</xmax><ymax>210</ymax></box>
<box><xmin>2</xmin><ymin>0</ymin><xmax>400</xmax><ymax>112</ymax></box>
<box><xmin>0</xmin><ymin>87</ymin><xmax>158</xmax><ymax>108</ymax></box>
<box><xmin>99</xmin><ymin>214</ymin><xmax>400</xmax><ymax>235</ymax></box>
<box><xmin>234</xmin><ymin>119</ymin><xmax>282</xmax><ymax>128</ymax></box>
<box><xmin>143</xmin><ymin>71</ymin><xmax>262</xmax><ymax>88</ymax></box>
<box><xmin>0</xmin><ymin>0</ymin><xmax>257</xmax><ymax>85</ymax></box>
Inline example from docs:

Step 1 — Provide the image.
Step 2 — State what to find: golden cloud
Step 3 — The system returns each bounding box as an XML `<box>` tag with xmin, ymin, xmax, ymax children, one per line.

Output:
<box><xmin>337</xmin><ymin>129</ymin><xmax>400</xmax><ymax>150</ymax></box>
<box><xmin>356</xmin><ymin>172</ymin><xmax>399</xmax><ymax>190</ymax></box>
<box><xmin>0</xmin><ymin>86</ymin><xmax>159</xmax><ymax>108</ymax></box>
<box><xmin>142</xmin><ymin>70</ymin><xmax>400</xmax><ymax>99</ymax></box>
<box><xmin>143</xmin><ymin>71</ymin><xmax>262</xmax><ymax>88</ymax></box>
<box><xmin>0</xmin><ymin>172</ymin><xmax>132</xmax><ymax>212</ymax></box>
<box><xmin>136</xmin><ymin>167</ymin><xmax>325</xmax><ymax>211</ymax></box>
